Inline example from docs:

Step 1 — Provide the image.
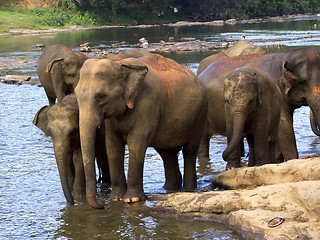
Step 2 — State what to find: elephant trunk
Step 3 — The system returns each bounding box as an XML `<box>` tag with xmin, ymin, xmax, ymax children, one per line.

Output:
<box><xmin>307</xmin><ymin>89</ymin><xmax>320</xmax><ymax>137</ymax></box>
<box><xmin>310</xmin><ymin>109</ymin><xmax>320</xmax><ymax>136</ymax></box>
<box><xmin>223</xmin><ymin>112</ymin><xmax>246</xmax><ymax>161</ymax></box>
<box><xmin>53</xmin><ymin>142</ymin><xmax>74</xmax><ymax>205</ymax></box>
<box><xmin>79</xmin><ymin>108</ymin><xmax>104</xmax><ymax>209</ymax></box>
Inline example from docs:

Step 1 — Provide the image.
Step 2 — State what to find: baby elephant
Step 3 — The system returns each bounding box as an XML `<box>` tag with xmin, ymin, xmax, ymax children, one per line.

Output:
<box><xmin>33</xmin><ymin>95</ymin><xmax>110</xmax><ymax>205</ymax></box>
<box><xmin>223</xmin><ymin>63</ymin><xmax>283</xmax><ymax>169</ymax></box>
<box><xmin>37</xmin><ymin>44</ymin><xmax>88</xmax><ymax>106</ymax></box>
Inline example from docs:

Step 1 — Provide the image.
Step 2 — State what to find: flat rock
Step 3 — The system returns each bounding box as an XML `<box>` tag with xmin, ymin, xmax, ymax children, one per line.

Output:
<box><xmin>1</xmin><ymin>75</ymin><xmax>31</xmax><ymax>84</ymax></box>
<box><xmin>156</xmin><ymin>158</ymin><xmax>320</xmax><ymax>239</ymax></box>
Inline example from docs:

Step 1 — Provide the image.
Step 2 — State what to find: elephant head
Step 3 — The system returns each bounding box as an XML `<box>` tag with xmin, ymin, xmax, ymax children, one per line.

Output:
<box><xmin>46</xmin><ymin>52</ymin><xmax>88</xmax><ymax>100</ymax></box>
<box><xmin>223</xmin><ymin>67</ymin><xmax>261</xmax><ymax>164</ymax></box>
<box><xmin>281</xmin><ymin>48</ymin><xmax>320</xmax><ymax>132</ymax></box>
<box><xmin>33</xmin><ymin>95</ymin><xmax>81</xmax><ymax>205</ymax></box>
<box><xmin>75</xmin><ymin>58</ymin><xmax>148</xmax><ymax>209</ymax></box>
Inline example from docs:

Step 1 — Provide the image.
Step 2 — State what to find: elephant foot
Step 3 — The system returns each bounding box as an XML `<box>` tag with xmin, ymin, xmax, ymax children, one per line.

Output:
<box><xmin>110</xmin><ymin>186</ymin><xmax>126</xmax><ymax>202</ymax></box>
<box><xmin>226</xmin><ymin>161</ymin><xmax>241</xmax><ymax>170</ymax></box>
<box><xmin>163</xmin><ymin>177</ymin><xmax>182</xmax><ymax>191</ymax></box>
<box><xmin>87</xmin><ymin>196</ymin><xmax>104</xmax><ymax>209</ymax></box>
<box><xmin>122</xmin><ymin>189</ymin><xmax>145</xmax><ymax>203</ymax></box>
<box><xmin>255</xmin><ymin>161</ymin><xmax>270</xmax><ymax>166</ymax></box>
<box><xmin>183</xmin><ymin>181</ymin><xmax>197</xmax><ymax>192</ymax></box>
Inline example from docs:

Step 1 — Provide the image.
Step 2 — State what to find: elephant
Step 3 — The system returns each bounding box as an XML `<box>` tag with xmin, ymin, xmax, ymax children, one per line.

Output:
<box><xmin>33</xmin><ymin>94</ymin><xmax>110</xmax><ymax>205</ymax></box>
<box><xmin>106</xmin><ymin>48</ymin><xmax>151</xmax><ymax>61</ymax></box>
<box><xmin>37</xmin><ymin>44</ymin><xmax>88</xmax><ymax>106</ymax></box>
<box><xmin>198</xmin><ymin>48</ymin><xmax>320</xmax><ymax>166</ymax></box>
<box><xmin>197</xmin><ymin>41</ymin><xmax>268</xmax><ymax>75</ymax></box>
<box><xmin>223</xmin><ymin>64</ymin><xmax>283</xmax><ymax>168</ymax></box>
<box><xmin>75</xmin><ymin>54</ymin><xmax>208</xmax><ymax>209</ymax></box>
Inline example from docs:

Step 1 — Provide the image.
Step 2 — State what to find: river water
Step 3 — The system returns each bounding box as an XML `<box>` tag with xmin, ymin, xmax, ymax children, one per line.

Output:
<box><xmin>0</xmin><ymin>17</ymin><xmax>320</xmax><ymax>239</ymax></box>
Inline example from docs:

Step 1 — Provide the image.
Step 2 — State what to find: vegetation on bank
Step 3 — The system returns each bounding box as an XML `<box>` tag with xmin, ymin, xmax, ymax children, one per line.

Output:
<box><xmin>0</xmin><ymin>0</ymin><xmax>319</xmax><ymax>33</ymax></box>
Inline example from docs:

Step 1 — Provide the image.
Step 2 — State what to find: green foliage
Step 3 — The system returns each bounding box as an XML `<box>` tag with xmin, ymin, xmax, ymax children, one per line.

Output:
<box><xmin>31</xmin><ymin>9</ymin><xmax>67</xmax><ymax>27</ymax></box>
<box><xmin>0</xmin><ymin>0</ymin><xmax>319</xmax><ymax>33</ymax></box>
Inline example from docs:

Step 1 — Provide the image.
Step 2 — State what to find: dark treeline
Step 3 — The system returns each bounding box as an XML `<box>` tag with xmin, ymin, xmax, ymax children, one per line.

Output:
<box><xmin>60</xmin><ymin>0</ymin><xmax>320</xmax><ymax>23</ymax></box>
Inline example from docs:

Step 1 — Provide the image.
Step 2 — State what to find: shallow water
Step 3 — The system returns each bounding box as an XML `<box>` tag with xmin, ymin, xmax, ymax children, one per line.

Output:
<box><xmin>0</xmin><ymin>17</ymin><xmax>320</xmax><ymax>239</ymax></box>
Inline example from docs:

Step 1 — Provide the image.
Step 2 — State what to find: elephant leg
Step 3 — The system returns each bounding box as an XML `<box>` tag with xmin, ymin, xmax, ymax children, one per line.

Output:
<box><xmin>240</xmin><ymin>137</ymin><xmax>245</xmax><ymax>157</ymax></box>
<box><xmin>156</xmin><ymin>148</ymin><xmax>182</xmax><ymax>191</ymax></box>
<box><xmin>95</xmin><ymin>130</ymin><xmax>111</xmax><ymax>186</ymax></box>
<box><xmin>182</xmin><ymin>144</ymin><xmax>198</xmax><ymax>191</ymax></box>
<box><xmin>268</xmin><ymin>140</ymin><xmax>278</xmax><ymax>164</ymax></box>
<box><xmin>246</xmin><ymin>134</ymin><xmax>256</xmax><ymax>167</ymax></box>
<box><xmin>97</xmin><ymin>157</ymin><xmax>110</xmax><ymax>186</ymax></box>
<box><xmin>278</xmin><ymin>108</ymin><xmax>298</xmax><ymax>160</ymax></box>
<box><xmin>273</xmin><ymin>141</ymin><xmax>284</xmax><ymax>163</ymax></box>
<box><xmin>105</xmin><ymin>132</ymin><xmax>126</xmax><ymax>201</ymax></box>
<box><xmin>123</xmin><ymin>136</ymin><xmax>149</xmax><ymax>203</ymax></box>
<box><xmin>72</xmin><ymin>148</ymin><xmax>85</xmax><ymax>197</ymax></box>
<box><xmin>253</xmin><ymin>128</ymin><xmax>270</xmax><ymax>166</ymax></box>
<box><xmin>197</xmin><ymin>132</ymin><xmax>212</xmax><ymax>160</ymax></box>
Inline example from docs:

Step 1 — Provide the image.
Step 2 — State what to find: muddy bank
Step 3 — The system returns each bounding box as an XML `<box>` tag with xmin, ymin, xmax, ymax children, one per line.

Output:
<box><xmin>156</xmin><ymin>158</ymin><xmax>320</xmax><ymax>239</ymax></box>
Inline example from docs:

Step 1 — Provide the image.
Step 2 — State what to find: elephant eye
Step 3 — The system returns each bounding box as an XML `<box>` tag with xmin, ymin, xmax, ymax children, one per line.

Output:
<box><xmin>95</xmin><ymin>93</ymin><xmax>108</xmax><ymax>104</ymax></box>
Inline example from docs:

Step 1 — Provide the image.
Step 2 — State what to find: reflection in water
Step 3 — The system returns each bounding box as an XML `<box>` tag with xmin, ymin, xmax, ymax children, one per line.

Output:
<box><xmin>0</xmin><ymin>18</ymin><xmax>320</xmax><ymax>239</ymax></box>
<box><xmin>55</xmin><ymin>200</ymin><xmax>240</xmax><ymax>239</ymax></box>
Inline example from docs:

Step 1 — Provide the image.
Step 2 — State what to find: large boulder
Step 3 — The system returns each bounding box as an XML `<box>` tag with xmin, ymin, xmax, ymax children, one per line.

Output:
<box><xmin>156</xmin><ymin>158</ymin><xmax>320</xmax><ymax>239</ymax></box>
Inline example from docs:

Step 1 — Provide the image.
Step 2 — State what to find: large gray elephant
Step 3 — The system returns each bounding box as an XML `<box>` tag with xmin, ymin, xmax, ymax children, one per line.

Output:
<box><xmin>106</xmin><ymin>48</ymin><xmax>151</xmax><ymax>61</ymax></box>
<box><xmin>198</xmin><ymin>48</ymin><xmax>320</xmax><ymax>165</ymax></box>
<box><xmin>197</xmin><ymin>41</ymin><xmax>268</xmax><ymax>75</ymax></box>
<box><xmin>75</xmin><ymin>54</ymin><xmax>208</xmax><ymax>209</ymax></box>
<box><xmin>223</xmin><ymin>64</ymin><xmax>283</xmax><ymax>168</ymax></box>
<box><xmin>33</xmin><ymin>95</ymin><xmax>110</xmax><ymax>205</ymax></box>
<box><xmin>37</xmin><ymin>44</ymin><xmax>88</xmax><ymax>106</ymax></box>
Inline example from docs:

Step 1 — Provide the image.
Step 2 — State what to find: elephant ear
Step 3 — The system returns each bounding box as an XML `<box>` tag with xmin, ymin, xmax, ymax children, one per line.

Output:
<box><xmin>46</xmin><ymin>58</ymin><xmax>64</xmax><ymax>72</ymax></box>
<box><xmin>120</xmin><ymin>58</ymin><xmax>148</xmax><ymax>109</ymax></box>
<box><xmin>282</xmin><ymin>50</ymin><xmax>310</xmax><ymax>94</ymax></box>
<box><xmin>282</xmin><ymin>61</ymin><xmax>300</xmax><ymax>95</ymax></box>
<box><xmin>33</xmin><ymin>105</ymin><xmax>50</xmax><ymax>136</ymax></box>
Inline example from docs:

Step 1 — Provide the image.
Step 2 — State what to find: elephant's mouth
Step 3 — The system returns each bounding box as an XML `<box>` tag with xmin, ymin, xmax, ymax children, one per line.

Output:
<box><xmin>287</xmin><ymin>88</ymin><xmax>307</xmax><ymax>107</ymax></box>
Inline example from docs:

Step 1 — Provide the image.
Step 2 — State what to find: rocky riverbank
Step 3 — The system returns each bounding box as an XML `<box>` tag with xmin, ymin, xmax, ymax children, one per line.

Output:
<box><xmin>1</xmin><ymin>13</ymin><xmax>318</xmax><ymax>37</ymax></box>
<box><xmin>156</xmin><ymin>157</ymin><xmax>320</xmax><ymax>239</ymax></box>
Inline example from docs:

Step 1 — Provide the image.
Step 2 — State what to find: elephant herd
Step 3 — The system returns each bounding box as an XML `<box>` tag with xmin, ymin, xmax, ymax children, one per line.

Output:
<box><xmin>33</xmin><ymin>43</ymin><xmax>320</xmax><ymax>209</ymax></box>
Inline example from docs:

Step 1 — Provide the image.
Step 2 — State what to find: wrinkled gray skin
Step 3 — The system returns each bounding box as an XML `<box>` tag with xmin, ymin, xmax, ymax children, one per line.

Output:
<box><xmin>33</xmin><ymin>95</ymin><xmax>110</xmax><ymax>205</ymax></box>
<box><xmin>37</xmin><ymin>44</ymin><xmax>88</xmax><ymax>106</ymax></box>
<box><xmin>75</xmin><ymin>54</ymin><xmax>208</xmax><ymax>209</ymax></box>
<box><xmin>198</xmin><ymin>48</ymin><xmax>320</xmax><ymax>166</ymax></box>
<box><xmin>223</xmin><ymin>64</ymin><xmax>283</xmax><ymax>168</ymax></box>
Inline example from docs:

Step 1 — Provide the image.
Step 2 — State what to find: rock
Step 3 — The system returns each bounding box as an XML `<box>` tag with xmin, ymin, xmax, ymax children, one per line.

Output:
<box><xmin>156</xmin><ymin>158</ymin><xmax>320</xmax><ymax>239</ymax></box>
<box><xmin>32</xmin><ymin>43</ymin><xmax>45</xmax><ymax>51</ymax></box>
<box><xmin>80</xmin><ymin>42</ymin><xmax>91</xmax><ymax>52</ymax></box>
<box><xmin>181</xmin><ymin>37</ymin><xmax>196</xmax><ymax>41</ymax></box>
<box><xmin>1</xmin><ymin>75</ymin><xmax>31</xmax><ymax>84</ymax></box>
<box><xmin>225</xmin><ymin>19</ymin><xmax>237</xmax><ymax>25</ymax></box>
<box><xmin>211</xmin><ymin>158</ymin><xmax>320</xmax><ymax>189</ymax></box>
